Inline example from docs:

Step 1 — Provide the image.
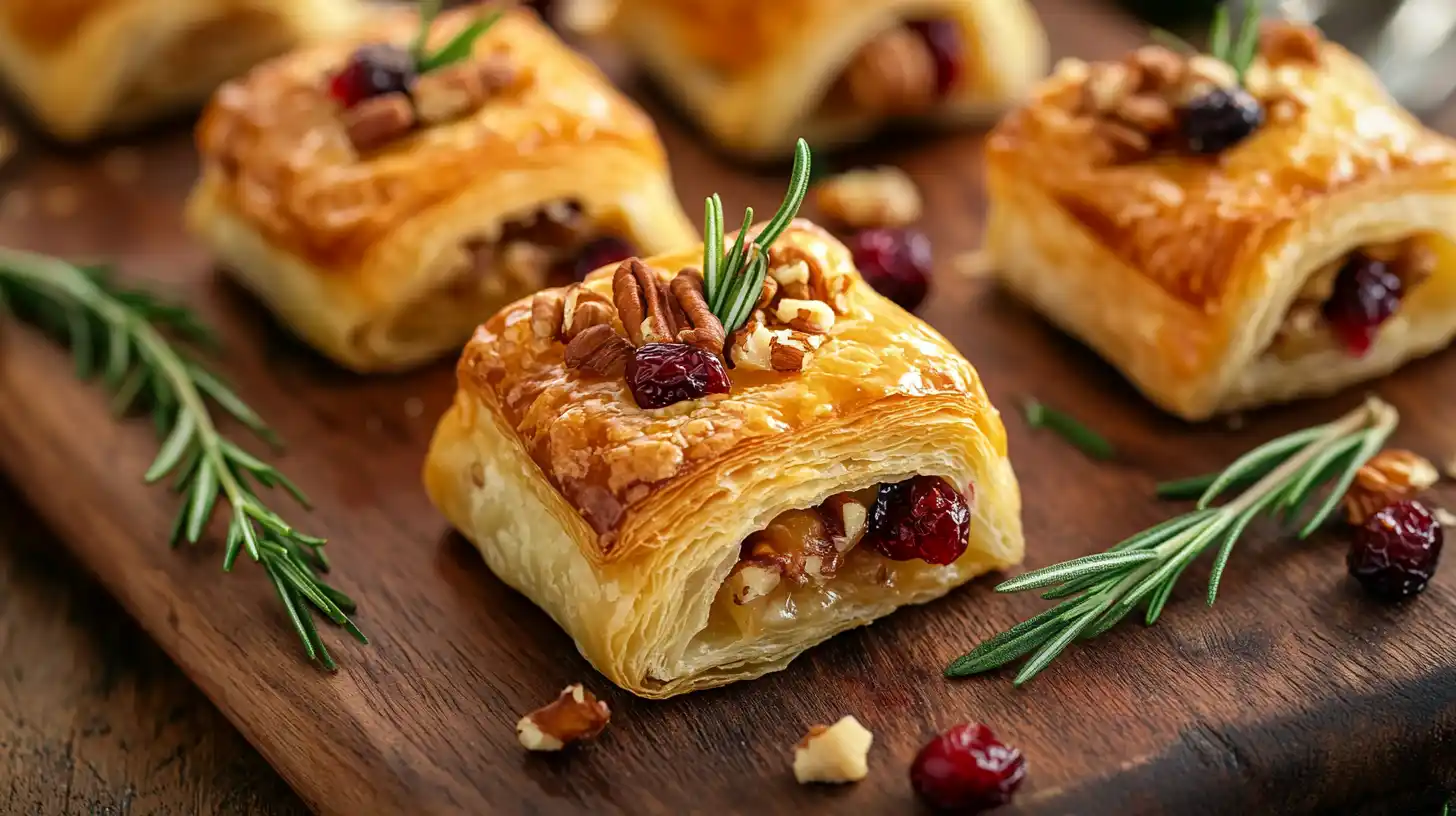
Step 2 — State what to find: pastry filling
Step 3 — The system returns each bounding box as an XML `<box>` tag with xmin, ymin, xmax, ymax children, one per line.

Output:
<box><xmin>709</xmin><ymin>476</ymin><xmax>974</xmax><ymax>638</ymax></box>
<box><xmin>386</xmin><ymin>200</ymin><xmax>635</xmax><ymax>344</ymax></box>
<box><xmin>822</xmin><ymin>20</ymin><xmax>965</xmax><ymax>118</ymax></box>
<box><xmin>1269</xmin><ymin>237</ymin><xmax>1436</xmax><ymax>360</ymax></box>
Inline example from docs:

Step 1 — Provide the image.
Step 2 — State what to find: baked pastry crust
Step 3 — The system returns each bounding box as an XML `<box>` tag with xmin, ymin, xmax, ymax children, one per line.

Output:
<box><xmin>986</xmin><ymin>41</ymin><xmax>1456</xmax><ymax>420</ymax></box>
<box><xmin>187</xmin><ymin>6</ymin><xmax>696</xmax><ymax>372</ymax></box>
<box><xmin>423</xmin><ymin>220</ymin><xmax>1023</xmax><ymax>697</ymax></box>
<box><xmin>0</xmin><ymin>0</ymin><xmax>362</xmax><ymax>141</ymax></box>
<box><xmin>610</xmin><ymin>0</ymin><xmax>1047</xmax><ymax>159</ymax></box>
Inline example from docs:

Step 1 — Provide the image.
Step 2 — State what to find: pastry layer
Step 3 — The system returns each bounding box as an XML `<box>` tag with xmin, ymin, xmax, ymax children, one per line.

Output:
<box><xmin>423</xmin><ymin>220</ymin><xmax>1023</xmax><ymax>696</ymax></box>
<box><xmin>611</xmin><ymin>0</ymin><xmax>1046</xmax><ymax>158</ymax></box>
<box><xmin>0</xmin><ymin>0</ymin><xmax>362</xmax><ymax>140</ymax></box>
<box><xmin>987</xmin><ymin>42</ymin><xmax>1456</xmax><ymax>419</ymax></box>
<box><xmin>188</xmin><ymin>6</ymin><xmax>695</xmax><ymax>371</ymax></box>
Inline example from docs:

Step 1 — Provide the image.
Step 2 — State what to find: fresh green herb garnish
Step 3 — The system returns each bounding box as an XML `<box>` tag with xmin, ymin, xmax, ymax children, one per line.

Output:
<box><xmin>1023</xmin><ymin>399</ymin><xmax>1114</xmax><ymax>461</ymax></box>
<box><xmin>0</xmin><ymin>249</ymin><xmax>366</xmax><ymax>670</ymax></box>
<box><xmin>413</xmin><ymin>0</ymin><xmax>503</xmax><ymax>73</ymax></box>
<box><xmin>948</xmin><ymin>397</ymin><xmax>1397</xmax><ymax>685</ymax></box>
<box><xmin>1149</xmin><ymin>1</ymin><xmax>1264</xmax><ymax>85</ymax></box>
<box><xmin>702</xmin><ymin>138</ymin><xmax>812</xmax><ymax>334</ymax></box>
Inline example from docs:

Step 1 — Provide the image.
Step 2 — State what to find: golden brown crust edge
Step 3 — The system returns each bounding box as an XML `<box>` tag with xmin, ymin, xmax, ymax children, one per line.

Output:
<box><xmin>986</xmin><ymin>43</ymin><xmax>1456</xmax><ymax>419</ymax></box>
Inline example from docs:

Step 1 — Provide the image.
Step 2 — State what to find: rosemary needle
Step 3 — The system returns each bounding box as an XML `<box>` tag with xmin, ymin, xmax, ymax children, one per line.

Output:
<box><xmin>0</xmin><ymin>248</ymin><xmax>366</xmax><ymax>670</ymax></box>
<box><xmin>948</xmin><ymin>397</ymin><xmax>1397</xmax><ymax>686</ymax></box>
<box><xmin>1023</xmin><ymin>399</ymin><xmax>1115</xmax><ymax>461</ymax></box>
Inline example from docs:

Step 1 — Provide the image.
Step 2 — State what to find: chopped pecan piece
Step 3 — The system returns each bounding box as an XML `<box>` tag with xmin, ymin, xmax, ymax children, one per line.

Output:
<box><xmin>612</xmin><ymin>258</ymin><xmax>675</xmax><ymax>346</ymax></box>
<box><xmin>668</xmin><ymin>268</ymin><xmax>726</xmax><ymax>355</ymax></box>
<box><xmin>564</xmin><ymin>324</ymin><xmax>633</xmax><ymax>377</ymax></box>
<box><xmin>1344</xmin><ymin>449</ymin><xmax>1440</xmax><ymax>525</ymax></box>
<box><xmin>562</xmin><ymin>285</ymin><xmax>616</xmax><ymax>339</ymax></box>
<box><xmin>342</xmin><ymin>92</ymin><xmax>416</xmax><ymax>151</ymax></box>
<box><xmin>516</xmin><ymin>684</ymin><xmax>610</xmax><ymax>751</ymax></box>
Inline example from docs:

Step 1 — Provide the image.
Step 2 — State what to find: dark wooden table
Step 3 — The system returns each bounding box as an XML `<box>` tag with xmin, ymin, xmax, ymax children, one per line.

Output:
<box><xmin>3</xmin><ymin>2</ymin><xmax>1456</xmax><ymax>814</ymax></box>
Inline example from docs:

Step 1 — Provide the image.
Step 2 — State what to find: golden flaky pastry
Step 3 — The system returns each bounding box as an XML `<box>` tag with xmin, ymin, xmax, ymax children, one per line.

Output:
<box><xmin>0</xmin><ymin>0</ymin><xmax>363</xmax><ymax>141</ymax></box>
<box><xmin>608</xmin><ymin>0</ymin><xmax>1046</xmax><ymax>159</ymax></box>
<box><xmin>986</xmin><ymin>29</ymin><xmax>1456</xmax><ymax>420</ymax></box>
<box><xmin>424</xmin><ymin>220</ymin><xmax>1023</xmax><ymax>698</ymax></box>
<box><xmin>187</xmin><ymin>5</ymin><xmax>695</xmax><ymax>372</ymax></box>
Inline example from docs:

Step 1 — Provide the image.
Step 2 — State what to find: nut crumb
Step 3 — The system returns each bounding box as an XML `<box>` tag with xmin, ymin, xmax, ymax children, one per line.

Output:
<box><xmin>793</xmin><ymin>716</ymin><xmax>873</xmax><ymax>784</ymax></box>
<box><xmin>516</xmin><ymin>684</ymin><xmax>610</xmax><ymax>751</ymax></box>
<box><xmin>813</xmin><ymin>167</ymin><xmax>922</xmax><ymax>229</ymax></box>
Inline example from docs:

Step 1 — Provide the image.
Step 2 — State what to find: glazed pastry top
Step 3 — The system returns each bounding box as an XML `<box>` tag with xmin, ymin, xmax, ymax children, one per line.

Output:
<box><xmin>987</xmin><ymin>40</ymin><xmax>1456</xmax><ymax>311</ymax></box>
<box><xmin>195</xmin><ymin>6</ymin><xmax>666</xmax><ymax>266</ymax></box>
<box><xmin>456</xmin><ymin>221</ymin><xmax>1001</xmax><ymax>549</ymax></box>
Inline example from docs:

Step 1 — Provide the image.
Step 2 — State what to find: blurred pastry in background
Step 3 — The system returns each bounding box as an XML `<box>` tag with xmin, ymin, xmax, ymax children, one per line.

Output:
<box><xmin>0</xmin><ymin>0</ymin><xmax>363</xmax><ymax>141</ymax></box>
<box><xmin>607</xmin><ymin>0</ymin><xmax>1047</xmax><ymax>159</ymax></box>
<box><xmin>187</xmin><ymin>4</ymin><xmax>695</xmax><ymax>372</ymax></box>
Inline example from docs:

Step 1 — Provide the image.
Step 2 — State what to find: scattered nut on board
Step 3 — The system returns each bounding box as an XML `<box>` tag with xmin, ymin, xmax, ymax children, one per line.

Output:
<box><xmin>813</xmin><ymin>167</ymin><xmax>922</xmax><ymax>229</ymax></box>
<box><xmin>792</xmin><ymin>715</ymin><xmax>873</xmax><ymax>784</ymax></box>
<box><xmin>516</xmin><ymin>684</ymin><xmax>611</xmax><ymax>751</ymax></box>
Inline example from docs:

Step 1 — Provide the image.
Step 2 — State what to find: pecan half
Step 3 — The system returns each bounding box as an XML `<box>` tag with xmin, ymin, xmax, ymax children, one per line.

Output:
<box><xmin>562</xmin><ymin>285</ymin><xmax>616</xmax><ymax>340</ymax></box>
<box><xmin>669</xmin><ymin>268</ymin><xmax>726</xmax><ymax>355</ymax></box>
<box><xmin>530</xmin><ymin>289</ymin><xmax>566</xmax><ymax>340</ymax></box>
<box><xmin>612</xmin><ymin>258</ymin><xmax>674</xmax><ymax>346</ymax></box>
<box><xmin>515</xmin><ymin>684</ymin><xmax>610</xmax><ymax>751</ymax></box>
<box><xmin>1344</xmin><ymin>449</ymin><xmax>1440</xmax><ymax>525</ymax></box>
<box><xmin>342</xmin><ymin>92</ymin><xmax>416</xmax><ymax>152</ymax></box>
<box><xmin>564</xmin><ymin>324</ymin><xmax>633</xmax><ymax>376</ymax></box>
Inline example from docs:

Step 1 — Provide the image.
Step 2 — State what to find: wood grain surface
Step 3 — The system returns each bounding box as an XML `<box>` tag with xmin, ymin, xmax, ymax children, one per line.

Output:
<box><xmin>1</xmin><ymin>1</ymin><xmax>1454</xmax><ymax>813</ymax></box>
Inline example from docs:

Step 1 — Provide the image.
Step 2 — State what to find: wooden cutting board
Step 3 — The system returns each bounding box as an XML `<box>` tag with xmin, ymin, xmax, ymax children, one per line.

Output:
<box><xmin>1</xmin><ymin>2</ymin><xmax>1453</xmax><ymax>813</ymax></box>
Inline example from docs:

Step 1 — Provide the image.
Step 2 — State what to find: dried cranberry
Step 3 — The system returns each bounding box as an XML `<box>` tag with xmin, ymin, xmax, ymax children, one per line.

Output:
<box><xmin>863</xmin><ymin>476</ymin><xmax>971</xmax><ymax>565</ymax></box>
<box><xmin>848</xmin><ymin>228</ymin><xmax>932</xmax><ymax>311</ymax></box>
<box><xmin>1323</xmin><ymin>252</ymin><xmax>1404</xmax><ymax>357</ymax></box>
<box><xmin>625</xmin><ymin>343</ymin><xmax>731</xmax><ymax>409</ymax></box>
<box><xmin>329</xmin><ymin>43</ymin><xmax>416</xmax><ymax>108</ymax></box>
<box><xmin>571</xmin><ymin>237</ymin><xmax>636</xmax><ymax>281</ymax></box>
<box><xmin>1178</xmin><ymin>87</ymin><xmax>1263</xmax><ymax>155</ymax></box>
<box><xmin>1348</xmin><ymin>499</ymin><xmax>1443</xmax><ymax>601</ymax></box>
<box><xmin>908</xmin><ymin>20</ymin><xmax>965</xmax><ymax>97</ymax></box>
<box><xmin>911</xmin><ymin>723</ymin><xmax>1027</xmax><ymax>812</ymax></box>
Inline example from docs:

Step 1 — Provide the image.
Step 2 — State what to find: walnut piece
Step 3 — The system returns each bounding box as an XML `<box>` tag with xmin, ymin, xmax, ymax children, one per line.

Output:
<box><xmin>530</xmin><ymin>289</ymin><xmax>566</xmax><ymax>340</ymax></box>
<box><xmin>793</xmin><ymin>716</ymin><xmax>873</xmax><ymax>784</ymax></box>
<box><xmin>564</xmin><ymin>324</ymin><xmax>633</xmax><ymax>377</ymax></box>
<box><xmin>1260</xmin><ymin>20</ymin><xmax>1322</xmax><ymax>66</ymax></box>
<box><xmin>813</xmin><ymin>167</ymin><xmax>923</xmax><ymax>230</ymax></box>
<box><xmin>1344</xmin><ymin>449</ymin><xmax>1440</xmax><ymax>525</ymax></box>
<box><xmin>669</xmin><ymin>268</ymin><xmax>726</xmax><ymax>354</ymax></box>
<box><xmin>773</xmin><ymin>298</ymin><xmax>835</xmax><ymax>334</ymax></box>
<box><xmin>413</xmin><ymin>62</ymin><xmax>487</xmax><ymax>125</ymax></box>
<box><xmin>342</xmin><ymin>92</ymin><xmax>416</xmax><ymax>152</ymax></box>
<box><xmin>516</xmin><ymin>684</ymin><xmax>610</xmax><ymax>751</ymax></box>
<box><xmin>727</xmin><ymin>561</ymin><xmax>781</xmax><ymax>605</ymax></box>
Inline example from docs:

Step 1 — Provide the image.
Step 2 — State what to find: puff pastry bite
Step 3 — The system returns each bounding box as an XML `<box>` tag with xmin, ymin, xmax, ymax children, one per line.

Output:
<box><xmin>0</xmin><ymin>0</ymin><xmax>362</xmax><ymax>141</ymax></box>
<box><xmin>986</xmin><ymin>21</ymin><xmax>1456</xmax><ymax>420</ymax></box>
<box><xmin>187</xmin><ymin>5</ymin><xmax>695</xmax><ymax>372</ymax></box>
<box><xmin>608</xmin><ymin>0</ymin><xmax>1047</xmax><ymax>159</ymax></box>
<box><xmin>424</xmin><ymin>209</ymin><xmax>1023</xmax><ymax>697</ymax></box>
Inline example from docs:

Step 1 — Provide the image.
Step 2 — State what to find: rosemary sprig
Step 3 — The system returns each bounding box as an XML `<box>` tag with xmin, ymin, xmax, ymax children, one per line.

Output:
<box><xmin>1148</xmin><ymin>1</ymin><xmax>1263</xmax><ymax>85</ymax></box>
<box><xmin>947</xmin><ymin>397</ymin><xmax>1397</xmax><ymax>686</ymax></box>
<box><xmin>1024</xmin><ymin>399</ymin><xmax>1114</xmax><ymax>460</ymax></box>
<box><xmin>702</xmin><ymin>138</ymin><xmax>812</xmax><ymax>334</ymax></box>
<box><xmin>0</xmin><ymin>248</ymin><xmax>366</xmax><ymax>670</ymax></box>
<box><xmin>413</xmin><ymin>0</ymin><xmax>503</xmax><ymax>74</ymax></box>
